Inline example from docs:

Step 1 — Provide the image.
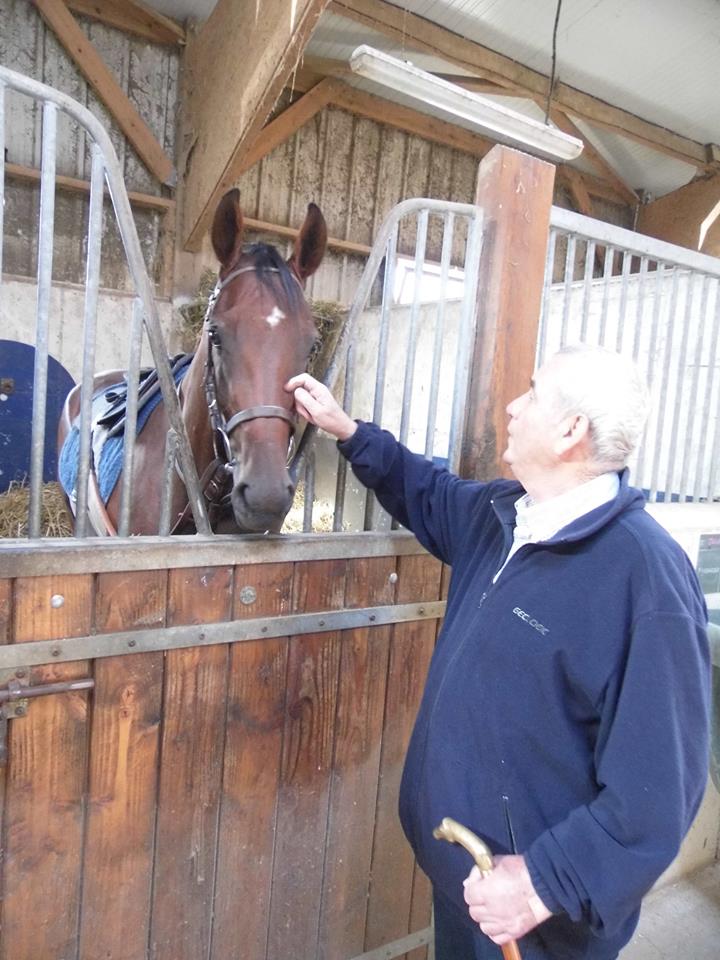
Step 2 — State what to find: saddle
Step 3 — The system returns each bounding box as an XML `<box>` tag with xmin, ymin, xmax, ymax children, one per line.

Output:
<box><xmin>95</xmin><ymin>353</ymin><xmax>193</xmax><ymax>438</ymax></box>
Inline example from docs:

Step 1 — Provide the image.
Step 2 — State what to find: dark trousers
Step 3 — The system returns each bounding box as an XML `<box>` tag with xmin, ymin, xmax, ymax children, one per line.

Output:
<box><xmin>433</xmin><ymin>888</ymin><xmax>503</xmax><ymax>960</ymax></box>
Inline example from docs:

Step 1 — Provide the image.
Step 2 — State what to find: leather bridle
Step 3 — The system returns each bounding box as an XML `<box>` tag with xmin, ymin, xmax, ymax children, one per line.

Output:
<box><xmin>203</xmin><ymin>264</ymin><xmax>299</xmax><ymax>470</ymax></box>
<box><xmin>172</xmin><ymin>262</ymin><xmax>301</xmax><ymax>533</ymax></box>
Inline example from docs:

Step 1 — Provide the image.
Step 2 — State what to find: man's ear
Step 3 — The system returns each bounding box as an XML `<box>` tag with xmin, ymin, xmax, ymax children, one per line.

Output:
<box><xmin>555</xmin><ymin>413</ymin><xmax>591</xmax><ymax>458</ymax></box>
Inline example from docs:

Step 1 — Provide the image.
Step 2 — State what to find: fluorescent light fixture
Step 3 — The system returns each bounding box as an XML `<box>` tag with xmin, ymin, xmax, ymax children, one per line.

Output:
<box><xmin>349</xmin><ymin>45</ymin><xmax>584</xmax><ymax>163</ymax></box>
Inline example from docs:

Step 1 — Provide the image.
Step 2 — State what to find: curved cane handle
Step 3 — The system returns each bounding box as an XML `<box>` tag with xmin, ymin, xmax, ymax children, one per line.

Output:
<box><xmin>433</xmin><ymin>817</ymin><xmax>523</xmax><ymax>960</ymax></box>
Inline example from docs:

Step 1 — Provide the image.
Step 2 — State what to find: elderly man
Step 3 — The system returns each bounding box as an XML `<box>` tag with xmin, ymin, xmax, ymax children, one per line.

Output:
<box><xmin>286</xmin><ymin>345</ymin><xmax>710</xmax><ymax>960</ymax></box>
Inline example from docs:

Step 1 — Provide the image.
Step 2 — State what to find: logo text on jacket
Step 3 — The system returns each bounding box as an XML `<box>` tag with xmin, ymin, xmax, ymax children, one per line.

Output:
<box><xmin>512</xmin><ymin>606</ymin><xmax>549</xmax><ymax>636</ymax></box>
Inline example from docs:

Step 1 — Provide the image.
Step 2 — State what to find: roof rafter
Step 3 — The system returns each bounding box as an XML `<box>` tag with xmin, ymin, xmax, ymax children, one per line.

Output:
<box><xmin>32</xmin><ymin>0</ymin><xmax>174</xmax><ymax>184</ymax></box>
<box><xmin>329</xmin><ymin>0</ymin><xmax>715</xmax><ymax>171</ymax></box>
<box><xmin>65</xmin><ymin>0</ymin><xmax>185</xmax><ymax>45</ymax></box>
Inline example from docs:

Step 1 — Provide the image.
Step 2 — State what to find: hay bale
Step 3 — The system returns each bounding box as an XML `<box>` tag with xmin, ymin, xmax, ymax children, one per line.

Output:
<box><xmin>0</xmin><ymin>481</ymin><xmax>74</xmax><ymax>538</ymax></box>
<box><xmin>281</xmin><ymin>481</ymin><xmax>337</xmax><ymax>533</ymax></box>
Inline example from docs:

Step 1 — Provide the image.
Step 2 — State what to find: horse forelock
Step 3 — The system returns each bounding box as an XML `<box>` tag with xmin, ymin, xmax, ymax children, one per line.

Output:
<box><xmin>242</xmin><ymin>243</ymin><xmax>305</xmax><ymax>315</ymax></box>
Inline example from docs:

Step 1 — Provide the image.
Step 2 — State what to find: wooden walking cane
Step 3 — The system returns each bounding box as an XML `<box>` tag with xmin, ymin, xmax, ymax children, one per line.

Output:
<box><xmin>434</xmin><ymin>817</ymin><xmax>523</xmax><ymax>960</ymax></box>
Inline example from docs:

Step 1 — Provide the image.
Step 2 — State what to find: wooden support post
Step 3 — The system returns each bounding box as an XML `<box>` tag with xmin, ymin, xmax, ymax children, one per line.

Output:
<box><xmin>459</xmin><ymin>145</ymin><xmax>556</xmax><ymax>481</ymax></box>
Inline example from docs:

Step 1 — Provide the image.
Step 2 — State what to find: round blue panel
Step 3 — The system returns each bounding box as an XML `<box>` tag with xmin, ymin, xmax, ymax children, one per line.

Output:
<box><xmin>0</xmin><ymin>340</ymin><xmax>75</xmax><ymax>493</ymax></box>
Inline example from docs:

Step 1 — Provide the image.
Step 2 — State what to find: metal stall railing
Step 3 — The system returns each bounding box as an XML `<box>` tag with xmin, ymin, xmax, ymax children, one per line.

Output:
<box><xmin>0</xmin><ymin>65</ymin><xmax>210</xmax><ymax>537</ymax></box>
<box><xmin>539</xmin><ymin>207</ymin><xmax>720</xmax><ymax>504</ymax></box>
<box><xmin>290</xmin><ymin>198</ymin><xmax>484</xmax><ymax>533</ymax></box>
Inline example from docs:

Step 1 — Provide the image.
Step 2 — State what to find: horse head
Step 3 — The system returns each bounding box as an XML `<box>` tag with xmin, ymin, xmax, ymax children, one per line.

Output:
<box><xmin>202</xmin><ymin>188</ymin><xmax>327</xmax><ymax>532</ymax></box>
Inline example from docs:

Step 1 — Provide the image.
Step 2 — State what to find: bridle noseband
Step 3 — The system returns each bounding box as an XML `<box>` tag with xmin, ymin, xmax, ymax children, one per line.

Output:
<box><xmin>203</xmin><ymin>263</ymin><xmax>299</xmax><ymax>470</ymax></box>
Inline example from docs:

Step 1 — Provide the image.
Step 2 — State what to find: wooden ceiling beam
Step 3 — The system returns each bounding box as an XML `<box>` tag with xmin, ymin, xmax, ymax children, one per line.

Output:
<box><xmin>32</xmin><ymin>0</ymin><xmax>174</xmax><ymax>184</ymax></box>
<box><xmin>330</xmin><ymin>0</ymin><xmax>712</xmax><ymax>170</ymax></box>
<box><xmin>65</xmin><ymin>0</ymin><xmax>185</xmax><ymax>45</ymax></box>
<box><xmin>180</xmin><ymin>0</ymin><xmax>331</xmax><ymax>251</ymax></box>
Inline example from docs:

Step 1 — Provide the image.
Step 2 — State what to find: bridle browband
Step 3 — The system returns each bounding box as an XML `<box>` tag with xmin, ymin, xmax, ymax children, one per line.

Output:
<box><xmin>203</xmin><ymin>263</ymin><xmax>300</xmax><ymax>469</ymax></box>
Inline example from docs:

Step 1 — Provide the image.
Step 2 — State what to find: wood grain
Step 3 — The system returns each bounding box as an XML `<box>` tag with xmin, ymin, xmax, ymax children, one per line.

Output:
<box><xmin>149</xmin><ymin>566</ymin><xmax>232</xmax><ymax>960</ymax></box>
<box><xmin>78</xmin><ymin>569</ymin><xmax>166</xmax><ymax>960</ymax></box>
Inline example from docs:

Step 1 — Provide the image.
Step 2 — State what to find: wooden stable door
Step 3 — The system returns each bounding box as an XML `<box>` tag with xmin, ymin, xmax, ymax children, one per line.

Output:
<box><xmin>0</xmin><ymin>538</ymin><xmax>444</xmax><ymax>960</ymax></box>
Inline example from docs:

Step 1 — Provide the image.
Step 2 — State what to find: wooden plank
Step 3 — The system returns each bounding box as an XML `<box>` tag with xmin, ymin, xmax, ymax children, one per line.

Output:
<box><xmin>266</xmin><ymin>558</ymin><xmax>346</xmax><ymax>960</ymax></box>
<box><xmin>460</xmin><ymin>145</ymin><xmax>556</xmax><ymax>481</ymax></box>
<box><xmin>4</xmin><ymin>161</ymin><xmax>175</xmax><ymax>211</ymax></box>
<box><xmin>181</xmin><ymin>0</ymin><xmax>330</xmax><ymax>250</ymax></box>
<box><xmin>149</xmin><ymin>566</ymin><xmax>233</xmax><ymax>960</ymax></box>
<box><xmin>2</xmin><ymin>573</ymin><xmax>93</xmax><ymax>960</ymax></box>
<box><xmin>317</xmin><ymin>556</ymin><xmax>396</xmax><ymax>959</ymax></box>
<box><xmin>364</xmin><ymin>553</ymin><xmax>441</xmax><ymax>952</ymax></box>
<box><xmin>330</xmin><ymin>0</ymin><xmax>711</xmax><ymax>169</ymax></box>
<box><xmin>78</xmin><ymin>570</ymin><xmax>166</xmax><ymax>960</ymax></box>
<box><xmin>31</xmin><ymin>0</ymin><xmax>174</xmax><ymax>184</ymax></box>
<box><xmin>0</xmin><ymin>581</ymin><xmax>10</xmax><ymax>645</ymax></box>
<box><xmin>210</xmin><ymin>562</ymin><xmax>294</xmax><ymax>960</ymax></box>
<box><xmin>66</xmin><ymin>0</ymin><xmax>185</xmax><ymax>45</ymax></box>
<box><xmin>238</xmin><ymin>78</ymin><xmax>339</xmax><ymax>177</ymax></box>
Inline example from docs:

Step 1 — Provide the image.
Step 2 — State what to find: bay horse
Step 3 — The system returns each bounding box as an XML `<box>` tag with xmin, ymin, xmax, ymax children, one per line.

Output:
<box><xmin>58</xmin><ymin>188</ymin><xmax>327</xmax><ymax>535</ymax></box>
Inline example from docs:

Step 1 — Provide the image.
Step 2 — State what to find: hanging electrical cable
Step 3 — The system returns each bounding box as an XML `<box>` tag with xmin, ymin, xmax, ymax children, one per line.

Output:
<box><xmin>545</xmin><ymin>0</ymin><xmax>564</xmax><ymax>123</ymax></box>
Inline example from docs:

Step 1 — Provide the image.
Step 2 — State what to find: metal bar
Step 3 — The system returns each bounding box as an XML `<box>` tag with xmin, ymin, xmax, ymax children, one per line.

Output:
<box><xmin>580</xmin><ymin>239</ymin><xmax>595</xmax><ymax>342</ymax></box>
<box><xmin>158</xmin><ymin>428</ymin><xmax>179</xmax><ymax>536</ymax></box>
<box><xmin>634</xmin><ymin>262</ymin><xmax>665</xmax><ymax>491</ymax></box>
<box><xmin>0</xmin><ymin>678</ymin><xmax>94</xmax><ymax>703</ymax></box>
<box><xmin>630</xmin><ymin>257</ymin><xmax>648</xmax><ymax>361</ymax></box>
<box><xmin>448</xmin><ymin>210</ymin><xmax>483</xmax><ymax>473</ymax></box>
<box><xmin>28</xmin><ymin>101</ymin><xmax>58</xmax><ymax>538</ymax></box>
<box><xmin>649</xmin><ymin>267</ymin><xmax>680</xmax><ymax>501</ymax></box>
<box><xmin>696</xmin><ymin>279</ymin><xmax>720</xmax><ymax>501</ymax></box>
<box><xmin>537</xmin><ymin>228</ymin><xmax>557</xmax><ymax>363</ymax></box>
<box><xmin>0</xmin><ymin>601</ymin><xmax>448</xmax><ymax>670</ymax></box>
<box><xmin>303</xmin><ymin>451</ymin><xmax>315</xmax><ymax>533</ymax></box>
<box><xmin>679</xmin><ymin>275</ymin><xmax>709</xmax><ymax>500</ymax></box>
<box><xmin>398</xmin><ymin>209</ymin><xmax>429</xmax><ymax>447</ymax></box>
<box><xmin>598</xmin><ymin>244</ymin><xmax>615</xmax><ymax>345</ymax></box>
<box><xmin>663</xmin><ymin>272</ymin><xmax>695</xmax><ymax>502</ymax></box>
<box><xmin>333</xmin><ymin>343</ymin><xmax>355</xmax><ymax>532</ymax></box>
<box><xmin>703</xmin><ymin>281</ymin><xmax>720</xmax><ymax>503</ymax></box>
<box><xmin>363</xmin><ymin>224</ymin><xmax>399</xmax><ymax>532</ymax></box>
<box><xmin>0</xmin><ymin>531</ymin><xmax>426</xmax><ymax>578</ymax></box>
<box><xmin>616</xmin><ymin>250</ymin><xmax>632</xmax><ymax>351</ymax></box>
<box><xmin>425</xmin><ymin>211</ymin><xmax>453</xmax><ymax>460</ymax></box>
<box><xmin>116</xmin><ymin>298</ymin><xmax>144</xmax><ymax>536</ymax></box>
<box><xmin>550</xmin><ymin>206</ymin><xmax>720</xmax><ymax>279</ymax></box>
<box><xmin>74</xmin><ymin>144</ymin><xmax>105</xmax><ymax>537</ymax></box>
<box><xmin>559</xmin><ymin>232</ymin><xmax>576</xmax><ymax>345</ymax></box>
<box><xmin>348</xmin><ymin>927</ymin><xmax>433</xmax><ymax>960</ymax></box>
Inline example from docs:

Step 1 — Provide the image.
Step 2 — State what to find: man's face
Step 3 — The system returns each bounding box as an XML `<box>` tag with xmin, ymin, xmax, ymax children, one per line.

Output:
<box><xmin>503</xmin><ymin>360</ymin><xmax>564</xmax><ymax>483</ymax></box>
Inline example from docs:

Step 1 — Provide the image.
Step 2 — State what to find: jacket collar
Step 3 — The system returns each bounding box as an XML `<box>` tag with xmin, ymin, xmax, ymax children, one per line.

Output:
<box><xmin>490</xmin><ymin>469</ymin><xmax>645</xmax><ymax>545</ymax></box>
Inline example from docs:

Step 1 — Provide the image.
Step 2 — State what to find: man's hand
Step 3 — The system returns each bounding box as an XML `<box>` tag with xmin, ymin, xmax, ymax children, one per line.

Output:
<box><xmin>463</xmin><ymin>855</ymin><xmax>552</xmax><ymax>945</ymax></box>
<box><xmin>285</xmin><ymin>373</ymin><xmax>358</xmax><ymax>441</ymax></box>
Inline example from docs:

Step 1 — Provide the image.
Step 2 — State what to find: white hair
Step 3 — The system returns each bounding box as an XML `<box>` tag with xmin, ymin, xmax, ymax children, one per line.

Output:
<box><xmin>546</xmin><ymin>344</ymin><xmax>650</xmax><ymax>470</ymax></box>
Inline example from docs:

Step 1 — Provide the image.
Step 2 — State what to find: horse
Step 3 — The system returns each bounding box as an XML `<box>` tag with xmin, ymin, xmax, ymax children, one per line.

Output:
<box><xmin>58</xmin><ymin>188</ymin><xmax>327</xmax><ymax>535</ymax></box>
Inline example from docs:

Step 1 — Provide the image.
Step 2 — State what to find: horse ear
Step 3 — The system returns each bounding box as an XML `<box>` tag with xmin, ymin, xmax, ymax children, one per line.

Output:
<box><xmin>211</xmin><ymin>188</ymin><xmax>244</xmax><ymax>266</ymax></box>
<box><xmin>289</xmin><ymin>203</ymin><xmax>327</xmax><ymax>282</ymax></box>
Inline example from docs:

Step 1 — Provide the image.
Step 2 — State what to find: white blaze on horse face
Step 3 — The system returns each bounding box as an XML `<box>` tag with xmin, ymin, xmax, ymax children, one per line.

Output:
<box><xmin>265</xmin><ymin>305</ymin><xmax>286</xmax><ymax>328</ymax></box>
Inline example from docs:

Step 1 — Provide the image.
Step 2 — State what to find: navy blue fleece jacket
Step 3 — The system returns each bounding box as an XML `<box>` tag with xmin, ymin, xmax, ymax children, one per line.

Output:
<box><xmin>338</xmin><ymin>421</ymin><xmax>710</xmax><ymax>960</ymax></box>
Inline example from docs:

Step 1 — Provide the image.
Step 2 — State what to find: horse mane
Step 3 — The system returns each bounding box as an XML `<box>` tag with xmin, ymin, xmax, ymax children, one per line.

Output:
<box><xmin>243</xmin><ymin>243</ymin><xmax>305</xmax><ymax>313</ymax></box>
